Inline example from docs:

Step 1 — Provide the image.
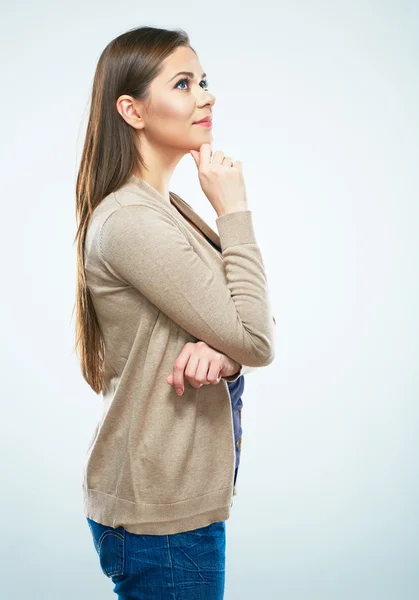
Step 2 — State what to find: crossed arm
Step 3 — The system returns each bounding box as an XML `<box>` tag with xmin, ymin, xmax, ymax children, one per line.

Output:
<box><xmin>166</xmin><ymin>314</ymin><xmax>277</xmax><ymax>393</ymax></box>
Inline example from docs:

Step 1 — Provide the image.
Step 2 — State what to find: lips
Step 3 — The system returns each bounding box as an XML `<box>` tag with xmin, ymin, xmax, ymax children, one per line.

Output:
<box><xmin>193</xmin><ymin>116</ymin><xmax>212</xmax><ymax>124</ymax></box>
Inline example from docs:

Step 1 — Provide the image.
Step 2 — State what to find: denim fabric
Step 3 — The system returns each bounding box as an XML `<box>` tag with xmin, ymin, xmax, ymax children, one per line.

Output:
<box><xmin>86</xmin><ymin>516</ymin><xmax>226</xmax><ymax>599</ymax></box>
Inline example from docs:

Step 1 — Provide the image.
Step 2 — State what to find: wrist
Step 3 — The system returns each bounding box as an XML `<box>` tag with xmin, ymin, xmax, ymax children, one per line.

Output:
<box><xmin>220</xmin><ymin>357</ymin><xmax>242</xmax><ymax>381</ymax></box>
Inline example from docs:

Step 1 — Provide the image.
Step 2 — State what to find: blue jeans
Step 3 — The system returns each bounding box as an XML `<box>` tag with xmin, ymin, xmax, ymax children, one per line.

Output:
<box><xmin>85</xmin><ymin>469</ymin><xmax>237</xmax><ymax>599</ymax></box>
<box><xmin>86</xmin><ymin>517</ymin><xmax>226</xmax><ymax>599</ymax></box>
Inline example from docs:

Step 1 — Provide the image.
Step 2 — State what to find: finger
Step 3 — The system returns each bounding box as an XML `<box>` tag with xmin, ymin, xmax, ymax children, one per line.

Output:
<box><xmin>173</xmin><ymin>365</ymin><xmax>185</xmax><ymax>395</ymax></box>
<box><xmin>222</xmin><ymin>156</ymin><xmax>233</xmax><ymax>167</ymax></box>
<box><xmin>185</xmin><ymin>354</ymin><xmax>201</xmax><ymax>387</ymax></box>
<box><xmin>207</xmin><ymin>362</ymin><xmax>222</xmax><ymax>384</ymax></box>
<box><xmin>193</xmin><ymin>357</ymin><xmax>211</xmax><ymax>386</ymax></box>
<box><xmin>173</xmin><ymin>346</ymin><xmax>192</xmax><ymax>395</ymax></box>
<box><xmin>189</xmin><ymin>150</ymin><xmax>199</xmax><ymax>167</ymax></box>
<box><xmin>211</xmin><ymin>150</ymin><xmax>225</xmax><ymax>166</ymax></box>
<box><xmin>198</xmin><ymin>143</ymin><xmax>212</xmax><ymax>170</ymax></box>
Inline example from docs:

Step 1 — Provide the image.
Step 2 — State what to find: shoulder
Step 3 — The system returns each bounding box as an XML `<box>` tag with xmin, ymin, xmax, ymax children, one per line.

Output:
<box><xmin>98</xmin><ymin>195</ymin><xmax>184</xmax><ymax>260</ymax></box>
<box><xmin>101</xmin><ymin>197</ymin><xmax>179</xmax><ymax>234</ymax></box>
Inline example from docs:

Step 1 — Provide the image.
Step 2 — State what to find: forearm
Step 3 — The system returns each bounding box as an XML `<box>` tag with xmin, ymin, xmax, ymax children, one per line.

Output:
<box><xmin>222</xmin><ymin>315</ymin><xmax>276</xmax><ymax>381</ymax></box>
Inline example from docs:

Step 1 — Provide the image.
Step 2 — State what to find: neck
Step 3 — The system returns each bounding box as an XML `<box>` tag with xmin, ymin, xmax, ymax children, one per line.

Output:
<box><xmin>132</xmin><ymin>135</ymin><xmax>188</xmax><ymax>203</ymax></box>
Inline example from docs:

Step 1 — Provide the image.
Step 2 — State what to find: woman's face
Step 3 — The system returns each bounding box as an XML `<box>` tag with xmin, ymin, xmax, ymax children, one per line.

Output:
<box><xmin>129</xmin><ymin>45</ymin><xmax>216</xmax><ymax>152</ymax></box>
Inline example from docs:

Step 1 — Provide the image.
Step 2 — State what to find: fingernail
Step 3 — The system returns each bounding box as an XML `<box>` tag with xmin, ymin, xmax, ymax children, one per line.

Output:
<box><xmin>176</xmin><ymin>389</ymin><xmax>183</xmax><ymax>396</ymax></box>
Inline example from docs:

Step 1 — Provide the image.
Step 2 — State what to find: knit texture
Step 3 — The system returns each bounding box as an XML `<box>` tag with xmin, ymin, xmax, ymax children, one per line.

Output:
<box><xmin>82</xmin><ymin>174</ymin><xmax>276</xmax><ymax>534</ymax></box>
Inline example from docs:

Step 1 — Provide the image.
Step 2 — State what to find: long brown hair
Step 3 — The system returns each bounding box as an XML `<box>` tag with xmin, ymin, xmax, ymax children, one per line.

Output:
<box><xmin>72</xmin><ymin>25</ymin><xmax>194</xmax><ymax>394</ymax></box>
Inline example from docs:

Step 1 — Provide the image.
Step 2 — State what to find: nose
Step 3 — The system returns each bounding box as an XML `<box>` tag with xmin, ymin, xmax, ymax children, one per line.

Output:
<box><xmin>198</xmin><ymin>90</ymin><xmax>215</xmax><ymax>108</ymax></box>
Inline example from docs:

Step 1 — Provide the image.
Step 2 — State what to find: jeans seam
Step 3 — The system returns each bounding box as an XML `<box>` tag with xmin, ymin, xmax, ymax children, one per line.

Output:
<box><xmin>166</xmin><ymin>535</ymin><xmax>177</xmax><ymax>600</ymax></box>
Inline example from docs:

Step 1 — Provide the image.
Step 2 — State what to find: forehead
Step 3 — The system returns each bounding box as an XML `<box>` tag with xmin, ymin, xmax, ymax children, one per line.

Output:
<box><xmin>159</xmin><ymin>46</ymin><xmax>203</xmax><ymax>79</ymax></box>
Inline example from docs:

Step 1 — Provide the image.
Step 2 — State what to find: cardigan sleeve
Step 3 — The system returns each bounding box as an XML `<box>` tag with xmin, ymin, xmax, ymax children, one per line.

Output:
<box><xmin>221</xmin><ymin>364</ymin><xmax>257</xmax><ymax>382</ymax></box>
<box><xmin>100</xmin><ymin>204</ymin><xmax>275</xmax><ymax>368</ymax></box>
<box><xmin>222</xmin><ymin>315</ymin><xmax>277</xmax><ymax>381</ymax></box>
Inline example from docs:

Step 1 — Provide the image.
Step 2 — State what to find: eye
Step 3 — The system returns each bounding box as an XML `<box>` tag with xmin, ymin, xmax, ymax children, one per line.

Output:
<box><xmin>175</xmin><ymin>77</ymin><xmax>210</xmax><ymax>91</ymax></box>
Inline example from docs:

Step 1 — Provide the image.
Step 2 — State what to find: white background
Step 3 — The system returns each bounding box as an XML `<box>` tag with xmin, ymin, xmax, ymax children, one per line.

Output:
<box><xmin>1</xmin><ymin>1</ymin><xmax>418</xmax><ymax>598</ymax></box>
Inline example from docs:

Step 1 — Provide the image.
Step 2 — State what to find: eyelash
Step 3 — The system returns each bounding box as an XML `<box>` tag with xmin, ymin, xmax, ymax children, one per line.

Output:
<box><xmin>175</xmin><ymin>77</ymin><xmax>210</xmax><ymax>91</ymax></box>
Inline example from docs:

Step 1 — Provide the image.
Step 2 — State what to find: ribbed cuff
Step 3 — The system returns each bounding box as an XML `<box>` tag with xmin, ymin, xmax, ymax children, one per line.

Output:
<box><xmin>215</xmin><ymin>210</ymin><xmax>256</xmax><ymax>250</ymax></box>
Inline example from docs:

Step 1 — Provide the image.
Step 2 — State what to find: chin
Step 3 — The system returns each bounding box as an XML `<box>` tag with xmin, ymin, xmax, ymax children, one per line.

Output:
<box><xmin>192</xmin><ymin>130</ymin><xmax>213</xmax><ymax>140</ymax></box>
<box><xmin>186</xmin><ymin>133</ymin><xmax>213</xmax><ymax>148</ymax></box>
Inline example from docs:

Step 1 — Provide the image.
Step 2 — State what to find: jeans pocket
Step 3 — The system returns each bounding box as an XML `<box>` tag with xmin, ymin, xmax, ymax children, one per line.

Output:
<box><xmin>86</xmin><ymin>517</ymin><xmax>125</xmax><ymax>578</ymax></box>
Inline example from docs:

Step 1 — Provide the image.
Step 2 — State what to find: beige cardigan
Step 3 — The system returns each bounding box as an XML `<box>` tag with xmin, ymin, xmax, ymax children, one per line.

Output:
<box><xmin>82</xmin><ymin>174</ymin><xmax>276</xmax><ymax>535</ymax></box>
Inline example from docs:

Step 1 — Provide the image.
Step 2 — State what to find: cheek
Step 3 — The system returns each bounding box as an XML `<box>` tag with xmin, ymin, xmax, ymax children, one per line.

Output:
<box><xmin>153</xmin><ymin>97</ymin><xmax>192</xmax><ymax>126</ymax></box>
<box><xmin>148</xmin><ymin>101</ymin><xmax>195</xmax><ymax>145</ymax></box>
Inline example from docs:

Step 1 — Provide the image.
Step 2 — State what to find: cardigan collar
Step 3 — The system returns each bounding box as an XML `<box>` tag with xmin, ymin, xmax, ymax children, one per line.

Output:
<box><xmin>127</xmin><ymin>174</ymin><xmax>222</xmax><ymax>252</ymax></box>
<box><xmin>168</xmin><ymin>190</ymin><xmax>222</xmax><ymax>252</ymax></box>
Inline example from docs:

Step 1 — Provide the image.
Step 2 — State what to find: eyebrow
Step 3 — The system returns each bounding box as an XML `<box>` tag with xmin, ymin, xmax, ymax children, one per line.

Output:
<box><xmin>168</xmin><ymin>71</ymin><xmax>207</xmax><ymax>82</ymax></box>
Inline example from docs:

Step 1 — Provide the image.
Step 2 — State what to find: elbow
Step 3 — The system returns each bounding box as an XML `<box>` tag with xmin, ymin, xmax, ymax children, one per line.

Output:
<box><xmin>264</xmin><ymin>347</ymin><xmax>276</xmax><ymax>366</ymax></box>
<box><xmin>223</xmin><ymin>320</ymin><xmax>276</xmax><ymax>368</ymax></box>
<box><xmin>253</xmin><ymin>326</ymin><xmax>276</xmax><ymax>367</ymax></box>
<box><xmin>260</xmin><ymin>346</ymin><xmax>276</xmax><ymax>367</ymax></box>
<box><xmin>242</xmin><ymin>341</ymin><xmax>275</xmax><ymax>368</ymax></box>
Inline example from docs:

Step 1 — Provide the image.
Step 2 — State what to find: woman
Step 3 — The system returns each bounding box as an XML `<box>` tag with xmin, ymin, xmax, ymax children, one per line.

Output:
<box><xmin>74</xmin><ymin>25</ymin><xmax>276</xmax><ymax>599</ymax></box>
